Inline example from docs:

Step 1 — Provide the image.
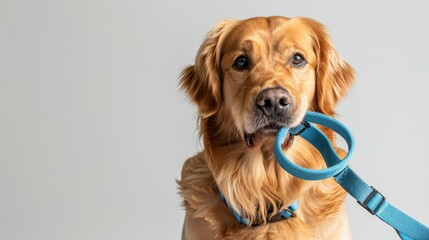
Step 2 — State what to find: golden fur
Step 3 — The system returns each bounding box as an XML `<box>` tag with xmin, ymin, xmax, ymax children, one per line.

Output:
<box><xmin>178</xmin><ymin>16</ymin><xmax>355</xmax><ymax>239</ymax></box>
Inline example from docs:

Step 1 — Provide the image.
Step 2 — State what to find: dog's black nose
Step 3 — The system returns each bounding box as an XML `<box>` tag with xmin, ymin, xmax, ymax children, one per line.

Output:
<box><xmin>256</xmin><ymin>88</ymin><xmax>292</xmax><ymax>118</ymax></box>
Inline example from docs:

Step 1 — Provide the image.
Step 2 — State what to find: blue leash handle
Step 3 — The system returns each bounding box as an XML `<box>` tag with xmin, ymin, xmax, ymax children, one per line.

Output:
<box><xmin>274</xmin><ymin>111</ymin><xmax>429</xmax><ymax>240</ymax></box>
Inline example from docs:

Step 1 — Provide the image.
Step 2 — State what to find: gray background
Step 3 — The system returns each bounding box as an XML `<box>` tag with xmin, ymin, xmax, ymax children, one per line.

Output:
<box><xmin>1</xmin><ymin>0</ymin><xmax>428</xmax><ymax>239</ymax></box>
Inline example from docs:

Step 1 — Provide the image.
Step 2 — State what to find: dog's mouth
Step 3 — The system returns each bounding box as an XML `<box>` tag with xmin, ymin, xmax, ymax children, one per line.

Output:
<box><xmin>243</xmin><ymin>104</ymin><xmax>307</xmax><ymax>148</ymax></box>
<box><xmin>244</xmin><ymin>122</ymin><xmax>286</xmax><ymax>148</ymax></box>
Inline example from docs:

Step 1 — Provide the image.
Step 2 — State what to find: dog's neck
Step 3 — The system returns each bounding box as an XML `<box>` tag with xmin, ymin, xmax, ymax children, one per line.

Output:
<box><xmin>200</xmin><ymin>117</ymin><xmax>296</xmax><ymax>224</ymax></box>
<box><xmin>199</xmin><ymin>113</ymin><xmax>343</xmax><ymax>225</ymax></box>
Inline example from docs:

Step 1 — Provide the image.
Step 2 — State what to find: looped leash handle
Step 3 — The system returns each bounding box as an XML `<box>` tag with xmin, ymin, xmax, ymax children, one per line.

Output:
<box><xmin>274</xmin><ymin>111</ymin><xmax>429</xmax><ymax>240</ymax></box>
<box><xmin>274</xmin><ymin>112</ymin><xmax>355</xmax><ymax>180</ymax></box>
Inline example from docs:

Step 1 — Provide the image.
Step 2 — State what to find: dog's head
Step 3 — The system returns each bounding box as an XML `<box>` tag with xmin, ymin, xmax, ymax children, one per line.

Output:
<box><xmin>181</xmin><ymin>16</ymin><xmax>354</xmax><ymax>148</ymax></box>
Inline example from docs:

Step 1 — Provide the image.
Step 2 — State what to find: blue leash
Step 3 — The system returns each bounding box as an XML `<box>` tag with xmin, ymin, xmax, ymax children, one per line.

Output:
<box><xmin>274</xmin><ymin>111</ymin><xmax>429</xmax><ymax>240</ymax></box>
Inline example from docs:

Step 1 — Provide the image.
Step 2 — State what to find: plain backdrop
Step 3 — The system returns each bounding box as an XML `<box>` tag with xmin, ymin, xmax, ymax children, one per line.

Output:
<box><xmin>1</xmin><ymin>0</ymin><xmax>428</xmax><ymax>239</ymax></box>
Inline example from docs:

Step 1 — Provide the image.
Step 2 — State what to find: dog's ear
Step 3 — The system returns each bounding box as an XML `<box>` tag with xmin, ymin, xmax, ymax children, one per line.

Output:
<box><xmin>180</xmin><ymin>19</ymin><xmax>237</xmax><ymax>118</ymax></box>
<box><xmin>302</xmin><ymin>18</ymin><xmax>355</xmax><ymax>116</ymax></box>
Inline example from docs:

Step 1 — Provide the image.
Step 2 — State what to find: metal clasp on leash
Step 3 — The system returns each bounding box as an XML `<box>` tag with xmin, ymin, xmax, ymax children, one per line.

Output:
<box><xmin>290</xmin><ymin>121</ymin><xmax>311</xmax><ymax>136</ymax></box>
<box><xmin>287</xmin><ymin>121</ymin><xmax>310</xmax><ymax>144</ymax></box>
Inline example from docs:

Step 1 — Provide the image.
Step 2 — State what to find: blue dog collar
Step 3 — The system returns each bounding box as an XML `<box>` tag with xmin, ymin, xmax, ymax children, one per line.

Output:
<box><xmin>220</xmin><ymin>192</ymin><xmax>298</xmax><ymax>226</ymax></box>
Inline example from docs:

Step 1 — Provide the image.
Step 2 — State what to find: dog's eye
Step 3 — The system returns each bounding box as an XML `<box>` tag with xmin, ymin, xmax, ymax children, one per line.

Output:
<box><xmin>233</xmin><ymin>55</ymin><xmax>250</xmax><ymax>70</ymax></box>
<box><xmin>291</xmin><ymin>54</ymin><xmax>306</xmax><ymax>67</ymax></box>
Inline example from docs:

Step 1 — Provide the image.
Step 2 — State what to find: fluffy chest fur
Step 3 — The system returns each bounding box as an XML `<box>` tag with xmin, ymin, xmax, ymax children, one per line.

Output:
<box><xmin>178</xmin><ymin>139</ymin><xmax>351</xmax><ymax>239</ymax></box>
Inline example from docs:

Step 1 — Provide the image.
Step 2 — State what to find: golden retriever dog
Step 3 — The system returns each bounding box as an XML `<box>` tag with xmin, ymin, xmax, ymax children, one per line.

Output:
<box><xmin>178</xmin><ymin>16</ymin><xmax>354</xmax><ymax>240</ymax></box>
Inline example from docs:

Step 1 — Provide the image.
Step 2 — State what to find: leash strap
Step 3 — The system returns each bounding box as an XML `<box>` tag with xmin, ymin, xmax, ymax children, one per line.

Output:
<box><xmin>274</xmin><ymin>111</ymin><xmax>429</xmax><ymax>240</ymax></box>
